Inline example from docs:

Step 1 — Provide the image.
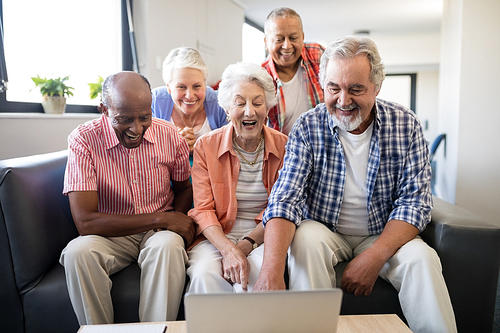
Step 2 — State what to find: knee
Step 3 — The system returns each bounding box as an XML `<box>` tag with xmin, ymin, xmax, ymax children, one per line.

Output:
<box><xmin>291</xmin><ymin>221</ymin><xmax>329</xmax><ymax>252</ymax></box>
<box><xmin>396</xmin><ymin>240</ymin><xmax>442</xmax><ymax>272</ymax></box>
<box><xmin>60</xmin><ymin>235</ymin><xmax>103</xmax><ymax>266</ymax></box>
<box><xmin>146</xmin><ymin>231</ymin><xmax>185</xmax><ymax>255</ymax></box>
<box><xmin>140</xmin><ymin>231</ymin><xmax>187</xmax><ymax>267</ymax></box>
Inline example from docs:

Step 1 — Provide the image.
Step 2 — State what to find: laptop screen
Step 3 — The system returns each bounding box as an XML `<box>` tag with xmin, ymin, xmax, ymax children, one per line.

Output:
<box><xmin>184</xmin><ymin>289</ymin><xmax>343</xmax><ymax>333</ymax></box>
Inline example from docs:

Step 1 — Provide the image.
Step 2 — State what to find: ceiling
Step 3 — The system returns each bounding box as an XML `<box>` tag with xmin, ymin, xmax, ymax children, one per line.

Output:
<box><xmin>237</xmin><ymin>0</ymin><xmax>443</xmax><ymax>46</ymax></box>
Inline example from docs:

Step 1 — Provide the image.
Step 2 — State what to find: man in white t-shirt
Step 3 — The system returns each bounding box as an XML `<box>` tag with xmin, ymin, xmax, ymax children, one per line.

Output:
<box><xmin>262</xmin><ymin>7</ymin><xmax>324</xmax><ymax>134</ymax></box>
<box><xmin>255</xmin><ymin>36</ymin><xmax>457</xmax><ymax>333</ymax></box>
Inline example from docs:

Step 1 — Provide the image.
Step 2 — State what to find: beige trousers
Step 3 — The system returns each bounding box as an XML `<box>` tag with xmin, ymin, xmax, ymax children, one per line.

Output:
<box><xmin>186</xmin><ymin>238</ymin><xmax>264</xmax><ymax>293</ymax></box>
<box><xmin>288</xmin><ymin>220</ymin><xmax>457</xmax><ymax>333</ymax></box>
<box><xmin>60</xmin><ymin>230</ymin><xmax>187</xmax><ymax>325</ymax></box>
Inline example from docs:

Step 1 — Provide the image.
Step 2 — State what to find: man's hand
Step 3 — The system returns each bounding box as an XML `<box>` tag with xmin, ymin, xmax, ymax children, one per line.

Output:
<box><xmin>341</xmin><ymin>220</ymin><xmax>419</xmax><ymax>296</ymax></box>
<box><xmin>161</xmin><ymin>211</ymin><xmax>196</xmax><ymax>247</ymax></box>
<box><xmin>340</xmin><ymin>248</ymin><xmax>386</xmax><ymax>296</ymax></box>
<box><xmin>253</xmin><ymin>270</ymin><xmax>286</xmax><ymax>291</ymax></box>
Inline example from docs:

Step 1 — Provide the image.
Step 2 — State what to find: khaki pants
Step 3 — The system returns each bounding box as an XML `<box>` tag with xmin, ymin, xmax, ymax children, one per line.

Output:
<box><xmin>60</xmin><ymin>230</ymin><xmax>187</xmax><ymax>325</ymax></box>
<box><xmin>288</xmin><ymin>220</ymin><xmax>457</xmax><ymax>333</ymax></box>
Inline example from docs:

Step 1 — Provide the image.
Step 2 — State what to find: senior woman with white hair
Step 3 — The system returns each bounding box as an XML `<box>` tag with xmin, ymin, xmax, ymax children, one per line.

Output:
<box><xmin>152</xmin><ymin>47</ymin><xmax>228</xmax><ymax>155</ymax></box>
<box><xmin>186</xmin><ymin>62</ymin><xmax>288</xmax><ymax>293</ymax></box>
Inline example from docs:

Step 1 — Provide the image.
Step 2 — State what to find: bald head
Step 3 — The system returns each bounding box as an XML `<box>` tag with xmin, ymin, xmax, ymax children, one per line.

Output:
<box><xmin>101</xmin><ymin>71</ymin><xmax>152</xmax><ymax>110</ymax></box>
<box><xmin>100</xmin><ymin>72</ymin><xmax>153</xmax><ymax>149</ymax></box>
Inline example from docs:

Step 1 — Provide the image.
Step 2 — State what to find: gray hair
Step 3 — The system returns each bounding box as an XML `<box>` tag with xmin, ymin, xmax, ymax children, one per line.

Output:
<box><xmin>217</xmin><ymin>62</ymin><xmax>277</xmax><ymax>111</ymax></box>
<box><xmin>162</xmin><ymin>47</ymin><xmax>209</xmax><ymax>85</ymax></box>
<box><xmin>264</xmin><ymin>7</ymin><xmax>303</xmax><ymax>34</ymax></box>
<box><xmin>319</xmin><ymin>36</ymin><xmax>385</xmax><ymax>91</ymax></box>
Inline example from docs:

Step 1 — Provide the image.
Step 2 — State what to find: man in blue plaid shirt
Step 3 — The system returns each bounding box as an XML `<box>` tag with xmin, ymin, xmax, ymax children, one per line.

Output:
<box><xmin>254</xmin><ymin>36</ymin><xmax>457</xmax><ymax>333</ymax></box>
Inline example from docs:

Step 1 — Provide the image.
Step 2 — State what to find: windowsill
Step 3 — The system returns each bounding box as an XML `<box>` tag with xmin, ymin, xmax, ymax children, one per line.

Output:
<box><xmin>0</xmin><ymin>112</ymin><xmax>100</xmax><ymax>119</ymax></box>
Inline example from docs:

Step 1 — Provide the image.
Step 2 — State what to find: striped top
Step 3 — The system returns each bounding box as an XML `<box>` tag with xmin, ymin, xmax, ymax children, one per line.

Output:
<box><xmin>63</xmin><ymin>115</ymin><xmax>191</xmax><ymax>215</ymax></box>
<box><xmin>232</xmin><ymin>143</ymin><xmax>268</xmax><ymax>234</ymax></box>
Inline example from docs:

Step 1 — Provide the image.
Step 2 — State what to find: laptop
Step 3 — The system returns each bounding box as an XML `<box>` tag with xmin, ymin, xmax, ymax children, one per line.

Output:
<box><xmin>184</xmin><ymin>288</ymin><xmax>343</xmax><ymax>333</ymax></box>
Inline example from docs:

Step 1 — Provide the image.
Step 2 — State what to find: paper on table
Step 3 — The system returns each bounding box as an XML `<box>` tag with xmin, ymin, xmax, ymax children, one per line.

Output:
<box><xmin>78</xmin><ymin>323</ymin><xmax>167</xmax><ymax>333</ymax></box>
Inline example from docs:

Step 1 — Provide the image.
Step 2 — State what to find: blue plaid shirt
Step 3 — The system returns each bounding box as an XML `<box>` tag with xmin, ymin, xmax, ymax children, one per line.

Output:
<box><xmin>262</xmin><ymin>99</ymin><xmax>432</xmax><ymax>235</ymax></box>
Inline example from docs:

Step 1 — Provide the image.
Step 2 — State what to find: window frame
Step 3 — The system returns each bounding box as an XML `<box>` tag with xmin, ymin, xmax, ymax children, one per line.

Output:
<box><xmin>384</xmin><ymin>73</ymin><xmax>417</xmax><ymax>112</ymax></box>
<box><xmin>0</xmin><ymin>0</ymin><xmax>135</xmax><ymax>113</ymax></box>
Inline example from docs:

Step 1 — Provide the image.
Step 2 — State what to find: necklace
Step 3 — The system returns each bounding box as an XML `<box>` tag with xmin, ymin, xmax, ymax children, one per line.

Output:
<box><xmin>176</xmin><ymin>107</ymin><xmax>201</xmax><ymax>128</ymax></box>
<box><xmin>233</xmin><ymin>134</ymin><xmax>264</xmax><ymax>166</ymax></box>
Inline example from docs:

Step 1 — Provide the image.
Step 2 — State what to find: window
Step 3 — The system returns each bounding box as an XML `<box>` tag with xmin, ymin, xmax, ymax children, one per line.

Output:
<box><xmin>0</xmin><ymin>0</ymin><xmax>135</xmax><ymax>113</ymax></box>
<box><xmin>378</xmin><ymin>74</ymin><xmax>416</xmax><ymax>112</ymax></box>
<box><xmin>242</xmin><ymin>19</ymin><xmax>266</xmax><ymax>65</ymax></box>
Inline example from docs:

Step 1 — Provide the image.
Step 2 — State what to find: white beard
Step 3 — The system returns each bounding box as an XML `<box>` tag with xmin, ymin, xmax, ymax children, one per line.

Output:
<box><xmin>332</xmin><ymin>109</ymin><xmax>364</xmax><ymax>132</ymax></box>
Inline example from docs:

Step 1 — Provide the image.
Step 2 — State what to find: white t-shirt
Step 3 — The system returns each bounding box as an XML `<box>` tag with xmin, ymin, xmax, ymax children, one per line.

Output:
<box><xmin>194</xmin><ymin>117</ymin><xmax>212</xmax><ymax>139</ymax></box>
<box><xmin>281</xmin><ymin>67</ymin><xmax>310</xmax><ymax>135</ymax></box>
<box><xmin>336</xmin><ymin>122</ymin><xmax>374</xmax><ymax>235</ymax></box>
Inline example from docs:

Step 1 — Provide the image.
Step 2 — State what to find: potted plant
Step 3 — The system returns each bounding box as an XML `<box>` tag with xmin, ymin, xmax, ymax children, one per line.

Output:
<box><xmin>88</xmin><ymin>75</ymin><xmax>104</xmax><ymax>100</ymax></box>
<box><xmin>31</xmin><ymin>75</ymin><xmax>74</xmax><ymax>114</ymax></box>
<box><xmin>88</xmin><ymin>75</ymin><xmax>104</xmax><ymax>111</ymax></box>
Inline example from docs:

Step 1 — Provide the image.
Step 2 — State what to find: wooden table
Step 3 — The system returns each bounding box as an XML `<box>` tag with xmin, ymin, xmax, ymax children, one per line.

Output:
<box><xmin>337</xmin><ymin>314</ymin><xmax>412</xmax><ymax>333</ymax></box>
<box><xmin>79</xmin><ymin>314</ymin><xmax>412</xmax><ymax>333</ymax></box>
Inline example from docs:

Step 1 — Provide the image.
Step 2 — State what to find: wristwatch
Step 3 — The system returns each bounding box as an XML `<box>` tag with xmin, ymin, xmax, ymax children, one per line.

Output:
<box><xmin>243</xmin><ymin>236</ymin><xmax>258</xmax><ymax>250</ymax></box>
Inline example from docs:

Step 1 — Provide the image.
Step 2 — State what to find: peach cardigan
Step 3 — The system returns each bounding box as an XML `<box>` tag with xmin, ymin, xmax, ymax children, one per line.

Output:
<box><xmin>188</xmin><ymin>124</ymin><xmax>287</xmax><ymax>248</ymax></box>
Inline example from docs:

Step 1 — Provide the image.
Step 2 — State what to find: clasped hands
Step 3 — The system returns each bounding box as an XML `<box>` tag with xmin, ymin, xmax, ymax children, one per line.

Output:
<box><xmin>178</xmin><ymin>127</ymin><xmax>196</xmax><ymax>153</ymax></box>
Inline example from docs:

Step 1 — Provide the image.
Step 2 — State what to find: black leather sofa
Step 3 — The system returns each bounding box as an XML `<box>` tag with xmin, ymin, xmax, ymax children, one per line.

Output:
<box><xmin>1</xmin><ymin>150</ymin><xmax>499</xmax><ymax>332</ymax></box>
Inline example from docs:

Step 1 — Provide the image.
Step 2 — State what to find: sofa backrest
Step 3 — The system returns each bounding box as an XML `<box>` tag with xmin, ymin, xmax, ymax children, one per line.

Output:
<box><xmin>0</xmin><ymin>150</ymin><xmax>78</xmax><ymax>295</ymax></box>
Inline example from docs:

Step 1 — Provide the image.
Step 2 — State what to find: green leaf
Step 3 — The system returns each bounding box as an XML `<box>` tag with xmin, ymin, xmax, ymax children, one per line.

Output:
<box><xmin>30</xmin><ymin>75</ymin><xmax>75</xmax><ymax>98</ymax></box>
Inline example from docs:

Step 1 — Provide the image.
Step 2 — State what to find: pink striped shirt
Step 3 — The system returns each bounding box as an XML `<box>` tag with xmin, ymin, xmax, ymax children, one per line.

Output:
<box><xmin>63</xmin><ymin>115</ymin><xmax>190</xmax><ymax>215</ymax></box>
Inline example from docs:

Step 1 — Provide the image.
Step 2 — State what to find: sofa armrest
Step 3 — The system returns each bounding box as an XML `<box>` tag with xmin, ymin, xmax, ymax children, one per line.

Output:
<box><xmin>0</xmin><ymin>150</ymin><xmax>78</xmax><ymax>294</ymax></box>
<box><xmin>420</xmin><ymin>196</ymin><xmax>500</xmax><ymax>333</ymax></box>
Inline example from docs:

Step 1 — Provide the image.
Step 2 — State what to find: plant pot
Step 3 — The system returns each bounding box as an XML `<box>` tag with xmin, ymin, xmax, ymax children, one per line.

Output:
<box><xmin>41</xmin><ymin>95</ymin><xmax>67</xmax><ymax>114</ymax></box>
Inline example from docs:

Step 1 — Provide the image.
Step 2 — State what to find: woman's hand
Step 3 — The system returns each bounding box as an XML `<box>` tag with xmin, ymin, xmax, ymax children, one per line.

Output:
<box><xmin>221</xmin><ymin>246</ymin><xmax>250</xmax><ymax>291</ymax></box>
<box><xmin>178</xmin><ymin>127</ymin><xmax>196</xmax><ymax>152</ymax></box>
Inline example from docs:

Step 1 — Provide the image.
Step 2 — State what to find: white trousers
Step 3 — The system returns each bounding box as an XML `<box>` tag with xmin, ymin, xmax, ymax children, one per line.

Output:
<box><xmin>288</xmin><ymin>220</ymin><xmax>457</xmax><ymax>333</ymax></box>
<box><xmin>60</xmin><ymin>230</ymin><xmax>187</xmax><ymax>325</ymax></box>
<box><xmin>186</xmin><ymin>238</ymin><xmax>264</xmax><ymax>293</ymax></box>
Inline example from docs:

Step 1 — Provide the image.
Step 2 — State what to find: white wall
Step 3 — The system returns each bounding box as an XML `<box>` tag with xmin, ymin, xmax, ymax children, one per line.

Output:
<box><xmin>370</xmin><ymin>32</ymin><xmax>441</xmax><ymax>142</ymax></box>
<box><xmin>438</xmin><ymin>0</ymin><xmax>500</xmax><ymax>223</ymax></box>
<box><xmin>0</xmin><ymin>113</ymin><xmax>99</xmax><ymax>160</ymax></box>
<box><xmin>133</xmin><ymin>0</ymin><xmax>244</xmax><ymax>89</ymax></box>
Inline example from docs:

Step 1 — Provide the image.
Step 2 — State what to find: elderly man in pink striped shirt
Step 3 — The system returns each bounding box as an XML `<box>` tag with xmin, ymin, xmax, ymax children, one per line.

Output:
<box><xmin>60</xmin><ymin>71</ymin><xmax>195</xmax><ymax>325</ymax></box>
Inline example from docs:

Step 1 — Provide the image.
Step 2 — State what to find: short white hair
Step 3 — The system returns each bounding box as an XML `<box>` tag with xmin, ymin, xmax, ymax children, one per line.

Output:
<box><xmin>162</xmin><ymin>47</ymin><xmax>209</xmax><ymax>85</ymax></box>
<box><xmin>217</xmin><ymin>62</ymin><xmax>277</xmax><ymax>111</ymax></box>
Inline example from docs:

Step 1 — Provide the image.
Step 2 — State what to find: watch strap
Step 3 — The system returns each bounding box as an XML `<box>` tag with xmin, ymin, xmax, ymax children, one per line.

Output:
<box><xmin>243</xmin><ymin>236</ymin><xmax>258</xmax><ymax>249</ymax></box>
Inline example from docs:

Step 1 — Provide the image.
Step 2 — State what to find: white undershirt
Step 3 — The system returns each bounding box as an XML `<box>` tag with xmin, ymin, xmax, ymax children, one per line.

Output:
<box><xmin>336</xmin><ymin>122</ymin><xmax>374</xmax><ymax>235</ymax></box>
<box><xmin>281</xmin><ymin>67</ymin><xmax>310</xmax><ymax>135</ymax></box>
<box><xmin>194</xmin><ymin>117</ymin><xmax>211</xmax><ymax>139</ymax></box>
